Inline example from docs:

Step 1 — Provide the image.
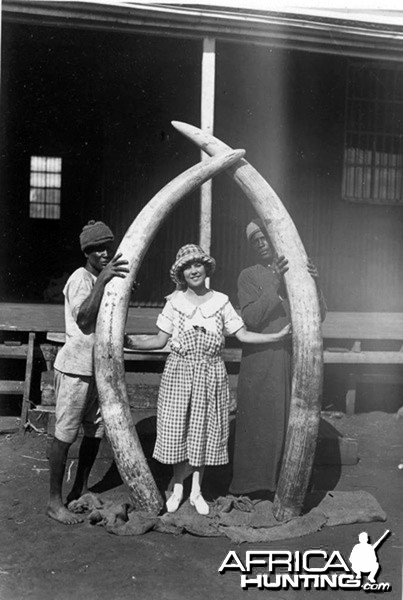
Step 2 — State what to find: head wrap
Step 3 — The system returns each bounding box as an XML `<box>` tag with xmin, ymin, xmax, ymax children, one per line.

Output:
<box><xmin>246</xmin><ymin>218</ymin><xmax>265</xmax><ymax>242</ymax></box>
<box><xmin>169</xmin><ymin>244</ymin><xmax>216</xmax><ymax>287</ymax></box>
<box><xmin>79</xmin><ymin>220</ymin><xmax>114</xmax><ymax>252</ymax></box>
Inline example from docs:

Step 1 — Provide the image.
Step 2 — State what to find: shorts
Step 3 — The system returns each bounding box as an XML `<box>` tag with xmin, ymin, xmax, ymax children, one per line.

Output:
<box><xmin>54</xmin><ymin>369</ymin><xmax>104</xmax><ymax>444</ymax></box>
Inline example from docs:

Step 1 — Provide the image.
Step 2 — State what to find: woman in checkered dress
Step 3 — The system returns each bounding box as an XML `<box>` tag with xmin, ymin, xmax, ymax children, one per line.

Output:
<box><xmin>126</xmin><ymin>244</ymin><xmax>291</xmax><ymax>515</ymax></box>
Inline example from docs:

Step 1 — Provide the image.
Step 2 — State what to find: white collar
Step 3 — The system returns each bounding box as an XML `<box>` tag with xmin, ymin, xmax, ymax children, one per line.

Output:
<box><xmin>168</xmin><ymin>290</ymin><xmax>229</xmax><ymax>319</ymax></box>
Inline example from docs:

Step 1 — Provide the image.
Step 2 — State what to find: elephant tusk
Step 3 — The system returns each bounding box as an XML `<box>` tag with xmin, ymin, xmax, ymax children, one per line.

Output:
<box><xmin>171</xmin><ymin>120</ymin><xmax>323</xmax><ymax>522</ymax></box>
<box><xmin>95</xmin><ymin>148</ymin><xmax>245</xmax><ymax>513</ymax></box>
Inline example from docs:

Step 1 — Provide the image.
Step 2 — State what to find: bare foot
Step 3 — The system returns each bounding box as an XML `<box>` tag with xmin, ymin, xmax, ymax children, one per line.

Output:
<box><xmin>66</xmin><ymin>486</ymin><xmax>87</xmax><ymax>506</ymax></box>
<box><xmin>46</xmin><ymin>503</ymin><xmax>84</xmax><ymax>525</ymax></box>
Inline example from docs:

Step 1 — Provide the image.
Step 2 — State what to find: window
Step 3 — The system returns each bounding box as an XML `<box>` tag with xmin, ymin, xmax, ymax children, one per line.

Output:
<box><xmin>342</xmin><ymin>63</ymin><xmax>403</xmax><ymax>205</ymax></box>
<box><xmin>29</xmin><ymin>156</ymin><xmax>62</xmax><ymax>219</ymax></box>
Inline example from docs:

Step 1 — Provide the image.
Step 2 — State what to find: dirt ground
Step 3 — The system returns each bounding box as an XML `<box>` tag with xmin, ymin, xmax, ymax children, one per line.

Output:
<box><xmin>0</xmin><ymin>410</ymin><xmax>402</xmax><ymax>600</ymax></box>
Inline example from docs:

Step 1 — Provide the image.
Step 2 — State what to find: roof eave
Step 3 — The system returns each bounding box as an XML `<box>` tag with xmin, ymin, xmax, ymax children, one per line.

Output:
<box><xmin>3</xmin><ymin>0</ymin><xmax>403</xmax><ymax>61</ymax></box>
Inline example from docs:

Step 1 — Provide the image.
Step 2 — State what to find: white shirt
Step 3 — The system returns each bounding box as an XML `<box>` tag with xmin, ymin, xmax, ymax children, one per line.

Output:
<box><xmin>54</xmin><ymin>267</ymin><xmax>97</xmax><ymax>377</ymax></box>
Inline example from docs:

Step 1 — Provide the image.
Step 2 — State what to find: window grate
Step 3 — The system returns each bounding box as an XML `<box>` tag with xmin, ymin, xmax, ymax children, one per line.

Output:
<box><xmin>342</xmin><ymin>64</ymin><xmax>403</xmax><ymax>205</ymax></box>
<box><xmin>29</xmin><ymin>156</ymin><xmax>62</xmax><ymax>219</ymax></box>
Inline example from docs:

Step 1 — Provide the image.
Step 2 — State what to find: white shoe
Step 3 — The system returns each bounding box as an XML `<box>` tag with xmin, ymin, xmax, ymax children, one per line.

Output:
<box><xmin>166</xmin><ymin>490</ymin><xmax>183</xmax><ymax>513</ymax></box>
<box><xmin>190</xmin><ymin>493</ymin><xmax>209</xmax><ymax>515</ymax></box>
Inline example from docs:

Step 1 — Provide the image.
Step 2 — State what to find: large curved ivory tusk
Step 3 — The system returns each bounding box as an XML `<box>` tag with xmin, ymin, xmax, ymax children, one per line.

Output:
<box><xmin>95</xmin><ymin>149</ymin><xmax>245</xmax><ymax>513</ymax></box>
<box><xmin>172</xmin><ymin>121</ymin><xmax>323</xmax><ymax>522</ymax></box>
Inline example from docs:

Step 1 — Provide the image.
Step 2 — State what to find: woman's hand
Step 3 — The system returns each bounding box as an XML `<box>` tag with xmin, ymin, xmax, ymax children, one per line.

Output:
<box><xmin>124</xmin><ymin>334</ymin><xmax>147</xmax><ymax>350</ymax></box>
<box><xmin>275</xmin><ymin>323</ymin><xmax>292</xmax><ymax>339</ymax></box>
<box><xmin>124</xmin><ymin>331</ymin><xmax>170</xmax><ymax>351</ymax></box>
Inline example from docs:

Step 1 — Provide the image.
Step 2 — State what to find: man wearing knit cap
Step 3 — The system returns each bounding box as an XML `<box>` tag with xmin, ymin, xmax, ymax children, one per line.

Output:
<box><xmin>229</xmin><ymin>218</ymin><xmax>326</xmax><ymax>498</ymax></box>
<box><xmin>47</xmin><ymin>220</ymin><xmax>129</xmax><ymax>524</ymax></box>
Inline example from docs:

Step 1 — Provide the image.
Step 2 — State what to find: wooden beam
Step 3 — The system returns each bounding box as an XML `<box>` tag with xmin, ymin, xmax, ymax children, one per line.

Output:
<box><xmin>199</xmin><ymin>37</ymin><xmax>216</xmax><ymax>259</ymax></box>
<box><xmin>1</xmin><ymin>304</ymin><xmax>403</xmax><ymax>340</ymax></box>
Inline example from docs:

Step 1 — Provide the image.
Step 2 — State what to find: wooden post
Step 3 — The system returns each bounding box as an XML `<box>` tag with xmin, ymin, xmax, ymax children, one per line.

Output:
<box><xmin>199</xmin><ymin>37</ymin><xmax>216</xmax><ymax>262</ymax></box>
<box><xmin>19</xmin><ymin>332</ymin><xmax>35</xmax><ymax>431</ymax></box>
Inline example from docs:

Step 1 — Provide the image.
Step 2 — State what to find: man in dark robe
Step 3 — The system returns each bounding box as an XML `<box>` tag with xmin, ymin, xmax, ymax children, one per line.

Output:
<box><xmin>229</xmin><ymin>218</ymin><xmax>326</xmax><ymax>497</ymax></box>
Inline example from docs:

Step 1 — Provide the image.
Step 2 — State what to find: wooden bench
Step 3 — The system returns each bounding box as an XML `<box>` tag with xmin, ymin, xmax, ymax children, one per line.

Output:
<box><xmin>322</xmin><ymin>312</ymin><xmax>403</xmax><ymax>414</ymax></box>
<box><xmin>41</xmin><ymin>311</ymin><xmax>403</xmax><ymax>416</ymax></box>
<box><xmin>0</xmin><ymin>333</ymin><xmax>36</xmax><ymax>430</ymax></box>
<box><xmin>1</xmin><ymin>304</ymin><xmax>402</xmax><ymax>417</ymax></box>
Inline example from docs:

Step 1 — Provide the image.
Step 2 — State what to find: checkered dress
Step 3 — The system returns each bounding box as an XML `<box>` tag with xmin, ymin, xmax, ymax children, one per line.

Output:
<box><xmin>153</xmin><ymin>310</ymin><xmax>231</xmax><ymax>467</ymax></box>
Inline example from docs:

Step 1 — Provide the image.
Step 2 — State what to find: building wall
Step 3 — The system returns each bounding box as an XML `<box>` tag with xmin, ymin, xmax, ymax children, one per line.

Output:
<box><xmin>0</xmin><ymin>24</ymin><xmax>203</xmax><ymax>303</ymax></box>
<box><xmin>212</xmin><ymin>43</ymin><xmax>403</xmax><ymax>311</ymax></box>
<box><xmin>1</xmin><ymin>23</ymin><xmax>402</xmax><ymax>311</ymax></box>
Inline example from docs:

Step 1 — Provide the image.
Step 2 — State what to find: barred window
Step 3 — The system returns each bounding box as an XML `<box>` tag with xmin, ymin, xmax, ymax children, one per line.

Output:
<box><xmin>29</xmin><ymin>156</ymin><xmax>62</xmax><ymax>219</ymax></box>
<box><xmin>342</xmin><ymin>63</ymin><xmax>403</xmax><ymax>205</ymax></box>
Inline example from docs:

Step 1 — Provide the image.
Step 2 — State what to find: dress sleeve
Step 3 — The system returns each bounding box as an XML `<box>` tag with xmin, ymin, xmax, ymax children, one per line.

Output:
<box><xmin>238</xmin><ymin>268</ymin><xmax>283</xmax><ymax>330</ymax></box>
<box><xmin>222</xmin><ymin>300</ymin><xmax>244</xmax><ymax>335</ymax></box>
<box><xmin>156</xmin><ymin>300</ymin><xmax>174</xmax><ymax>335</ymax></box>
<box><xmin>65</xmin><ymin>274</ymin><xmax>94</xmax><ymax>321</ymax></box>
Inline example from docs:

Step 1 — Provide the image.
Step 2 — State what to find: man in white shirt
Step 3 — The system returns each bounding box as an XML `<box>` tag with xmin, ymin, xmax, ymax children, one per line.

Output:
<box><xmin>47</xmin><ymin>220</ymin><xmax>129</xmax><ymax>524</ymax></box>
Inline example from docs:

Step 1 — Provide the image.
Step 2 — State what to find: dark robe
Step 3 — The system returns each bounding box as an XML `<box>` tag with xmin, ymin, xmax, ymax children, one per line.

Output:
<box><xmin>229</xmin><ymin>263</ymin><xmax>292</xmax><ymax>494</ymax></box>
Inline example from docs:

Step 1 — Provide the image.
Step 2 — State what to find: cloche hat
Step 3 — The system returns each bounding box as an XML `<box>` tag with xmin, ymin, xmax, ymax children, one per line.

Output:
<box><xmin>169</xmin><ymin>244</ymin><xmax>216</xmax><ymax>286</ymax></box>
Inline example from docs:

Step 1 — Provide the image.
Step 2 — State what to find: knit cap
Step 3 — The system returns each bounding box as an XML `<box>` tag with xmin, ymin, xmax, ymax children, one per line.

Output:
<box><xmin>246</xmin><ymin>218</ymin><xmax>264</xmax><ymax>242</ymax></box>
<box><xmin>79</xmin><ymin>220</ymin><xmax>114</xmax><ymax>251</ymax></box>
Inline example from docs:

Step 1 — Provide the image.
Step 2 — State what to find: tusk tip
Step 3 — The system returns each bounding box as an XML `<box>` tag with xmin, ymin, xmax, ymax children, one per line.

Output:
<box><xmin>171</xmin><ymin>121</ymin><xmax>198</xmax><ymax>134</ymax></box>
